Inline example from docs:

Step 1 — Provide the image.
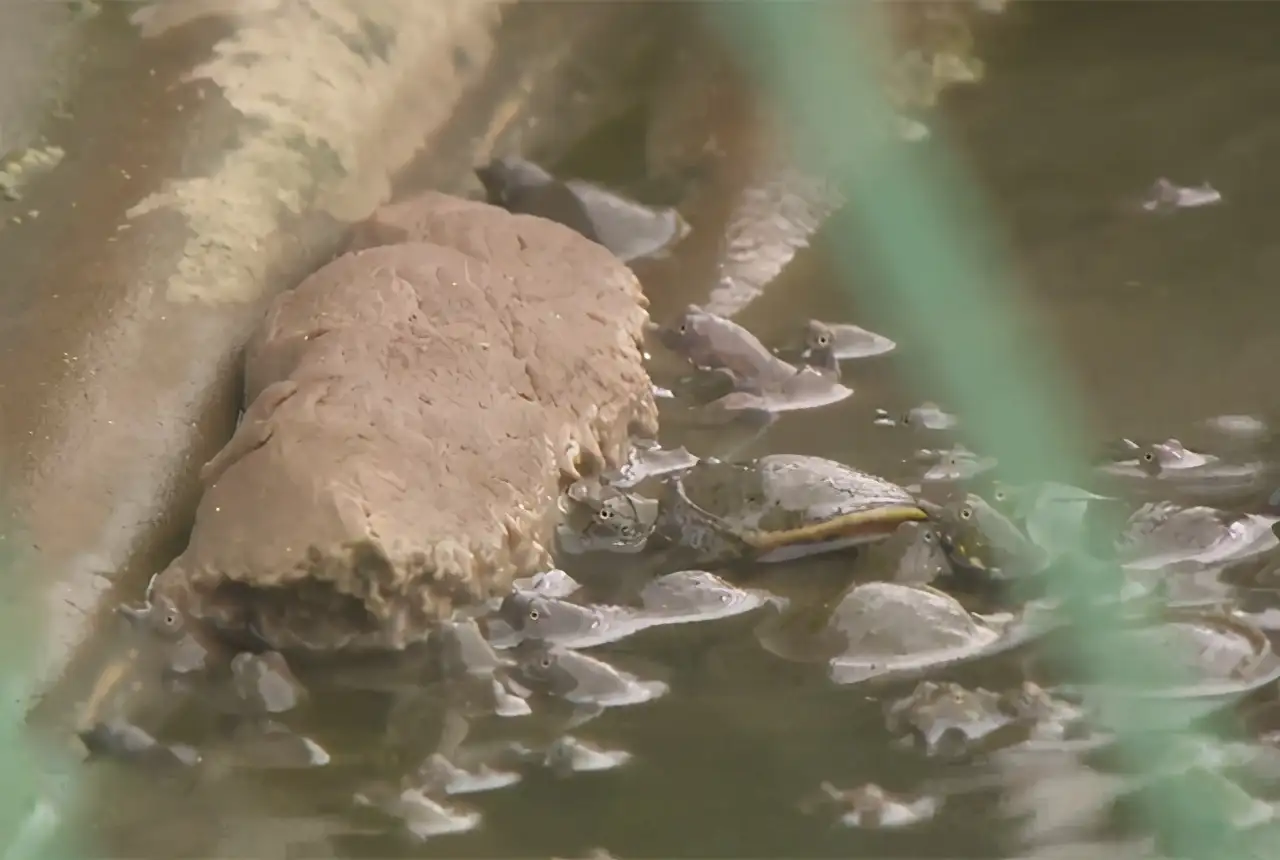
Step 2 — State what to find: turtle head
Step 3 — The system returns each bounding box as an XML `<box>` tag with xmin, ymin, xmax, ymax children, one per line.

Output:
<box><xmin>474</xmin><ymin>156</ymin><xmax>553</xmax><ymax>205</ymax></box>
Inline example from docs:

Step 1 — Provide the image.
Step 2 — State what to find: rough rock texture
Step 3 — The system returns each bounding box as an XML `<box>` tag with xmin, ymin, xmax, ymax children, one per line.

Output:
<box><xmin>151</xmin><ymin>193</ymin><xmax>657</xmax><ymax>652</ymax></box>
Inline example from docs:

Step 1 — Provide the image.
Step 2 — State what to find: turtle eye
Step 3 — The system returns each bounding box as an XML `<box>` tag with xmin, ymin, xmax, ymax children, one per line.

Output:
<box><xmin>922</xmin><ymin>530</ymin><xmax>935</xmax><ymax>543</ymax></box>
<box><xmin>678</xmin><ymin>323</ymin><xmax>688</xmax><ymax>334</ymax></box>
<box><xmin>528</xmin><ymin>608</ymin><xmax>540</xmax><ymax>622</ymax></box>
<box><xmin>539</xmin><ymin>654</ymin><xmax>554</xmax><ymax>669</ymax></box>
<box><xmin>1142</xmin><ymin>451</ymin><xmax>1156</xmax><ymax>463</ymax></box>
<box><xmin>597</xmin><ymin>508</ymin><xmax>614</xmax><ymax>521</ymax></box>
<box><xmin>959</xmin><ymin>506</ymin><xmax>973</xmax><ymax>520</ymax></box>
<box><xmin>818</xmin><ymin>334</ymin><xmax>830</xmax><ymax>346</ymax></box>
<box><xmin>993</xmin><ymin>488</ymin><xmax>1007</xmax><ymax>503</ymax></box>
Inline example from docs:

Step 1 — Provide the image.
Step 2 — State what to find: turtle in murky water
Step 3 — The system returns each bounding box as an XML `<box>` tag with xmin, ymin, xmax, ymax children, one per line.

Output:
<box><xmin>79</xmin><ymin>719</ymin><xmax>201</xmax><ymax>769</ymax></box>
<box><xmin>116</xmin><ymin>592</ymin><xmax>231</xmax><ymax>678</ymax></box>
<box><xmin>1097</xmin><ymin>437</ymin><xmax>1273</xmax><ymax>506</ymax></box>
<box><xmin>701</xmin><ymin>366</ymin><xmax>854</xmax><ymax>417</ymax></box>
<box><xmin>475</xmin><ymin>156</ymin><xmax>688</xmax><ymax>263</ymax></box>
<box><xmin>799</xmin><ymin>781</ymin><xmax>939</xmax><ymax>829</ymax></box>
<box><xmin>491</xmin><ymin>591</ymin><xmax>640</xmax><ymax>651</ymax></box>
<box><xmin>864</xmin><ymin>521</ymin><xmax>954</xmax><ymax>584</ymax></box>
<box><xmin>799</xmin><ymin>326</ymin><xmax>842</xmax><ymax>382</ymax></box>
<box><xmin>556</xmin><ymin>477</ymin><xmax>658</xmax><ymax>555</ymax></box>
<box><xmin>804</xmin><ymin>319</ymin><xmax>897</xmax><ymax>364</ymax></box>
<box><xmin>488</xmin><ymin>570</ymin><xmax>768</xmax><ymax>651</ymax></box>
<box><xmin>918</xmin><ymin>445</ymin><xmax>996</xmax><ymax>485</ymax></box>
<box><xmin>604</xmin><ymin>441</ymin><xmax>699</xmax><ymax>489</ymax></box>
<box><xmin>1115</xmin><ymin>501</ymin><xmax>1280</xmax><ymax>573</ymax></box>
<box><xmin>885</xmin><ymin>679</ymin><xmax>1091</xmax><ymax>758</ymax></box>
<box><xmin>655</xmin><ymin>454</ymin><xmax>929</xmax><ymax>566</ymax></box>
<box><xmin>1040</xmin><ymin>609</ymin><xmax>1280</xmax><ymax>728</ymax></box>
<box><xmin>902</xmin><ymin>402</ymin><xmax>958</xmax><ymax>431</ymax></box>
<box><xmin>987</xmin><ymin>480</ymin><xmax>1126</xmax><ymax>557</ymax></box>
<box><xmin>229</xmin><ymin>651</ymin><xmax>307</xmax><ymax>715</ymax></box>
<box><xmin>757</xmin><ymin>580</ymin><xmax>1023</xmax><ymax>685</ymax></box>
<box><xmin>655</xmin><ymin>304</ymin><xmax>800</xmax><ymax>389</ymax></box>
<box><xmin>931</xmin><ymin>492</ymin><xmax>1051</xmax><ymax>581</ymax></box>
<box><xmin>506</xmin><ymin>639</ymin><xmax>667</xmax><ymax>709</ymax></box>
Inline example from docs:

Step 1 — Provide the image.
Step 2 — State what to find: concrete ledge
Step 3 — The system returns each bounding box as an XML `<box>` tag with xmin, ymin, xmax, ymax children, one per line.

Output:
<box><xmin>3</xmin><ymin>0</ymin><xmax>675</xmax><ymax>724</ymax></box>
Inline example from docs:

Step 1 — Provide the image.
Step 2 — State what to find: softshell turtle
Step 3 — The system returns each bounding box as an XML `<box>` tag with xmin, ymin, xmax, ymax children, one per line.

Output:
<box><xmin>117</xmin><ymin>593</ymin><xmax>229</xmax><ymax>677</ymax></box>
<box><xmin>506</xmin><ymin>640</ymin><xmax>667</xmax><ymax>709</ymax></box>
<box><xmin>656</xmin><ymin>454</ymin><xmax>928</xmax><ymax>565</ymax></box>
<box><xmin>799</xmin><ymin>333</ymin><xmax>842</xmax><ymax>382</ymax></box>
<box><xmin>1141</xmin><ymin>177</ymin><xmax>1222</xmax><ymax>212</ymax></box>
<box><xmin>864</xmin><ymin>521</ymin><xmax>953</xmax><ymax>584</ymax></box>
<box><xmin>1097</xmin><ymin>438</ymin><xmax>1272</xmax><ymax>505</ymax></box>
<box><xmin>932</xmin><ymin>493</ymin><xmax>1051</xmax><ymax>580</ymax></box>
<box><xmin>918</xmin><ymin>445</ymin><xmax>996</xmax><ymax>484</ymax></box>
<box><xmin>702</xmin><ymin>364</ymin><xmax>853</xmax><ymax>416</ymax></box>
<box><xmin>556</xmin><ymin>478</ymin><xmax>658</xmax><ymax>555</ymax></box>
<box><xmin>79</xmin><ymin>719</ymin><xmax>201</xmax><ymax>769</ymax></box>
<box><xmin>1041</xmin><ymin>609</ymin><xmax>1280</xmax><ymax>727</ymax></box>
<box><xmin>885</xmin><ymin>679</ymin><xmax>1090</xmax><ymax>758</ymax></box>
<box><xmin>799</xmin><ymin>781</ymin><xmax>938</xmax><ymax>829</ymax></box>
<box><xmin>655</xmin><ymin>304</ymin><xmax>799</xmax><ymax>388</ymax></box>
<box><xmin>475</xmin><ymin>156</ymin><xmax>688</xmax><ymax>263</ymax></box>
<box><xmin>902</xmin><ymin>402</ymin><xmax>958</xmax><ymax>431</ymax></box>
<box><xmin>803</xmin><ymin>319</ymin><xmax>897</xmax><ymax>362</ymax></box>
<box><xmin>605</xmin><ymin>441</ymin><xmax>699</xmax><ymax>489</ymax></box>
<box><xmin>756</xmin><ymin>581</ymin><xmax>1022</xmax><ymax>685</ymax></box>
<box><xmin>701</xmin><ymin>365</ymin><xmax>854</xmax><ymax>416</ymax></box>
<box><xmin>1115</xmin><ymin>501</ymin><xmax>1279</xmax><ymax>573</ymax></box>
<box><xmin>988</xmin><ymin>480</ymin><xmax>1126</xmax><ymax>558</ymax></box>
<box><xmin>488</xmin><ymin>571</ymin><xmax>767</xmax><ymax>650</ymax></box>
<box><xmin>352</xmin><ymin>784</ymin><xmax>481</xmax><ymax>842</ymax></box>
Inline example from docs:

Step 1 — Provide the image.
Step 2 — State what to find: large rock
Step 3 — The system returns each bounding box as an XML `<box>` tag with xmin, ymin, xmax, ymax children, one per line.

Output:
<box><xmin>150</xmin><ymin>193</ymin><xmax>657</xmax><ymax>652</ymax></box>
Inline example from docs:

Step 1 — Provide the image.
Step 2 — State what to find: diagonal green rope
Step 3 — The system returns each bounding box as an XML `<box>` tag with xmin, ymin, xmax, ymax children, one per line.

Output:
<box><xmin>711</xmin><ymin>3</ymin><xmax>1246</xmax><ymax>856</ymax></box>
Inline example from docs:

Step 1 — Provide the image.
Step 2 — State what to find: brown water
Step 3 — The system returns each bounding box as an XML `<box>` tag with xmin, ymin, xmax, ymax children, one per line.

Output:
<box><xmin>70</xmin><ymin>2</ymin><xmax>1280</xmax><ymax>858</ymax></box>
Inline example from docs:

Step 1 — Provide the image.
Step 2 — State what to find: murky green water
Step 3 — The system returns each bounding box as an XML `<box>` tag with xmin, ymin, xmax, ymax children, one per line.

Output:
<box><xmin>71</xmin><ymin>3</ymin><xmax>1280</xmax><ymax>858</ymax></box>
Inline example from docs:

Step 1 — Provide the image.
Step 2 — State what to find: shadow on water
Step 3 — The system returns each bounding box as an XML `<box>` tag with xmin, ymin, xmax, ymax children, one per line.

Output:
<box><xmin>76</xmin><ymin>2</ymin><xmax>1280</xmax><ymax>857</ymax></box>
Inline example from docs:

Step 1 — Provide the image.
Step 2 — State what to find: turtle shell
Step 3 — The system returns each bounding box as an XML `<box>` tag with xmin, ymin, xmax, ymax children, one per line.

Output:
<box><xmin>662</xmin><ymin>454</ymin><xmax>927</xmax><ymax>563</ymax></box>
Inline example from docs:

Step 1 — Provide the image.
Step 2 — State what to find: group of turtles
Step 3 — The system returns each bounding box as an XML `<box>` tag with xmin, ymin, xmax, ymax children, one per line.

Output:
<box><xmin>76</xmin><ymin>161</ymin><xmax>1280</xmax><ymax>847</ymax></box>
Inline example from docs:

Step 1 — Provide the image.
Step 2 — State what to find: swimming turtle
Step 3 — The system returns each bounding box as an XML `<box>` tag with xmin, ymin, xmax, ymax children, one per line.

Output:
<box><xmin>555</xmin><ymin>477</ymin><xmax>658</xmax><ymax>555</ymax></box>
<box><xmin>885</xmin><ymin>679</ymin><xmax>1090</xmax><ymax>758</ymax></box>
<box><xmin>1096</xmin><ymin>437</ymin><xmax>1273</xmax><ymax>506</ymax></box>
<box><xmin>654</xmin><ymin>304</ymin><xmax>798</xmax><ymax>389</ymax></box>
<box><xmin>918</xmin><ymin>445</ymin><xmax>996</xmax><ymax>485</ymax></box>
<box><xmin>1039</xmin><ymin>608</ymin><xmax>1280</xmax><ymax>728</ymax></box>
<box><xmin>655</xmin><ymin>454</ymin><xmax>929</xmax><ymax>565</ymax></box>
<box><xmin>798</xmin><ymin>332</ymin><xmax>842</xmax><ymax>382</ymax></box>
<box><xmin>988</xmin><ymin>480</ymin><xmax>1125</xmax><ymax>550</ymax></box>
<box><xmin>756</xmin><ymin>580</ymin><xmax>1025</xmax><ymax>685</ymax></box>
<box><xmin>701</xmin><ymin>364</ymin><xmax>853</xmax><ymax>416</ymax></box>
<box><xmin>901</xmin><ymin>402</ymin><xmax>958</xmax><ymax>431</ymax></box>
<box><xmin>863</xmin><ymin>521</ymin><xmax>953</xmax><ymax>585</ymax></box>
<box><xmin>930</xmin><ymin>492</ymin><xmax>1051</xmax><ymax>581</ymax></box>
<box><xmin>798</xmin><ymin>781</ymin><xmax>938</xmax><ymax>829</ymax></box>
<box><xmin>803</xmin><ymin>319</ymin><xmax>897</xmax><ymax>362</ymax></box>
<box><xmin>475</xmin><ymin>156</ymin><xmax>688</xmax><ymax>263</ymax></box>
<box><xmin>487</xmin><ymin>570</ymin><xmax>768</xmax><ymax>651</ymax></box>
<box><xmin>604</xmin><ymin>441</ymin><xmax>699</xmax><ymax>489</ymax></box>
<box><xmin>1114</xmin><ymin>501</ymin><xmax>1280</xmax><ymax>573</ymax></box>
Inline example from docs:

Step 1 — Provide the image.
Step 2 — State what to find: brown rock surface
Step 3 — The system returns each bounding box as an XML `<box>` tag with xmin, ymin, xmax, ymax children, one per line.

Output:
<box><xmin>151</xmin><ymin>194</ymin><xmax>657</xmax><ymax>652</ymax></box>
